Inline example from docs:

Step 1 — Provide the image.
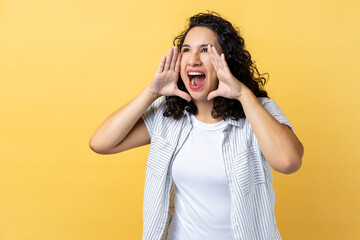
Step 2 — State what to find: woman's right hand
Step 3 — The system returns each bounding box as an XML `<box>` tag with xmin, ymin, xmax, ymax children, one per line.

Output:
<box><xmin>148</xmin><ymin>46</ymin><xmax>192</xmax><ymax>102</ymax></box>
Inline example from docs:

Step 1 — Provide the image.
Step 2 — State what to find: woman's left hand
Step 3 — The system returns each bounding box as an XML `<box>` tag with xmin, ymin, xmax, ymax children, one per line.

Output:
<box><xmin>207</xmin><ymin>45</ymin><xmax>249</xmax><ymax>101</ymax></box>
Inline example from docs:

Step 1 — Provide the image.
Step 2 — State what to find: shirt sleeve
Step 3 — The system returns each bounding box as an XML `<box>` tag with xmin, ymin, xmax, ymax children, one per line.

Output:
<box><xmin>258</xmin><ymin>97</ymin><xmax>295</xmax><ymax>133</ymax></box>
<box><xmin>141</xmin><ymin>97</ymin><xmax>166</xmax><ymax>139</ymax></box>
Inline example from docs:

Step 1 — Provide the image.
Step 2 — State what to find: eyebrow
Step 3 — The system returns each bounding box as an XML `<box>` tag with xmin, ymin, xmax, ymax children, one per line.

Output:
<box><xmin>182</xmin><ymin>44</ymin><xmax>212</xmax><ymax>48</ymax></box>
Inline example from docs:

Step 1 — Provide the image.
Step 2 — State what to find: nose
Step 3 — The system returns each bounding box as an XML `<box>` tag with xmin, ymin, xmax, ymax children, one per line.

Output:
<box><xmin>188</xmin><ymin>51</ymin><xmax>202</xmax><ymax>66</ymax></box>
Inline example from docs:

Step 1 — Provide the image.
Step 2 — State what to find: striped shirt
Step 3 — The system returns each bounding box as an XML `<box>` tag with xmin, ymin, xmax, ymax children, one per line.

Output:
<box><xmin>141</xmin><ymin>96</ymin><xmax>294</xmax><ymax>240</ymax></box>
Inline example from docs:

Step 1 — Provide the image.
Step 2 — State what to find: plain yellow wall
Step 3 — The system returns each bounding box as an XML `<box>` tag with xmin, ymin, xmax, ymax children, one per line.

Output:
<box><xmin>1</xmin><ymin>0</ymin><xmax>359</xmax><ymax>239</ymax></box>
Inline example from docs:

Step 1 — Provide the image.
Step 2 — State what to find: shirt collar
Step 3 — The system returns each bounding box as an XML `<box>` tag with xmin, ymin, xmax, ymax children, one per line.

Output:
<box><xmin>184</xmin><ymin>111</ymin><xmax>245</xmax><ymax>129</ymax></box>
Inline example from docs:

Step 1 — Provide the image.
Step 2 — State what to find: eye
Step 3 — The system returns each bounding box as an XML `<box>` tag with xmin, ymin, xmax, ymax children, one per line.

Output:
<box><xmin>202</xmin><ymin>48</ymin><xmax>208</xmax><ymax>53</ymax></box>
<box><xmin>182</xmin><ymin>48</ymin><xmax>190</xmax><ymax>53</ymax></box>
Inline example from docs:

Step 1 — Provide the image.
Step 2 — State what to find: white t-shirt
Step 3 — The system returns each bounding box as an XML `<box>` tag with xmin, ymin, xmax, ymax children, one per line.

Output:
<box><xmin>167</xmin><ymin>114</ymin><xmax>233</xmax><ymax>240</ymax></box>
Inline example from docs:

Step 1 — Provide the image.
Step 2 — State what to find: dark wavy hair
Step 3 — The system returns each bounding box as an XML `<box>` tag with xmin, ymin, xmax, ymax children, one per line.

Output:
<box><xmin>163</xmin><ymin>11</ymin><xmax>269</xmax><ymax>120</ymax></box>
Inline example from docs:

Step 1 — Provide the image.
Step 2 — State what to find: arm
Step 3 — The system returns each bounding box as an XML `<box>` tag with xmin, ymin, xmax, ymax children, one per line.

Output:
<box><xmin>207</xmin><ymin>45</ymin><xmax>303</xmax><ymax>174</ymax></box>
<box><xmin>89</xmin><ymin>86</ymin><xmax>157</xmax><ymax>154</ymax></box>
<box><xmin>89</xmin><ymin>46</ymin><xmax>191</xmax><ymax>154</ymax></box>
<box><xmin>238</xmin><ymin>90</ymin><xmax>303</xmax><ymax>174</ymax></box>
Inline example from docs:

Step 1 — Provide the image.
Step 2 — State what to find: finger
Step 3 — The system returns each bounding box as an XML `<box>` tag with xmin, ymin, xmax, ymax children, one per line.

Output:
<box><xmin>156</xmin><ymin>55</ymin><xmax>166</xmax><ymax>73</ymax></box>
<box><xmin>174</xmin><ymin>88</ymin><xmax>192</xmax><ymax>102</ymax></box>
<box><xmin>212</xmin><ymin>46</ymin><xmax>222</xmax><ymax>65</ymax></box>
<box><xmin>175</xmin><ymin>51</ymin><xmax>182</xmax><ymax>73</ymax></box>
<box><xmin>209</xmin><ymin>45</ymin><xmax>219</xmax><ymax>71</ymax></box>
<box><xmin>210</xmin><ymin>45</ymin><xmax>221</xmax><ymax>71</ymax></box>
<box><xmin>170</xmin><ymin>46</ymin><xmax>178</xmax><ymax>71</ymax></box>
<box><xmin>220</xmin><ymin>53</ymin><xmax>230</xmax><ymax>72</ymax></box>
<box><xmin>207</xmin><ymin>89</ymin><xmax>220</xmax><ymax>101</ymax></box>
<box><xmin>164</xmin><ymin>48</ymin><xmax>173</xmax><ymax>70</ymax></box>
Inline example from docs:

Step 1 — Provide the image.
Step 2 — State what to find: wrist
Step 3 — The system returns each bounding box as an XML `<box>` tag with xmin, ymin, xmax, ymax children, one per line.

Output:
<box><xmin>237</xmin><ymin>87</ymin><xmax>254</xmax><ymax>103</ymax></box>
<box><xmin>145</xmin><ymin>85</ymin><xmax>161</xmax><ymax>100</ymax></box>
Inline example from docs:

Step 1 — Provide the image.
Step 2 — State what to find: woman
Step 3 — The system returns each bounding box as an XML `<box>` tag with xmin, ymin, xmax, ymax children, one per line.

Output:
<box><xmin>89</xmin><ymin>11</ymin><xmax>304</xmax><ymax>240</ymax></box>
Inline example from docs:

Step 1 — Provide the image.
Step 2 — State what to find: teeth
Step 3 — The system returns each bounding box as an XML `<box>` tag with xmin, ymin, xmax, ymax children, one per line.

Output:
<box><xmin>191</xmin><ymin>79</ymin><xmax>195</xmax><ymax>86</ymax></box>
<box><xmin>188</xmin><ymin>72</ymin><xmax>204</xmax><ymax>75</ymax></box>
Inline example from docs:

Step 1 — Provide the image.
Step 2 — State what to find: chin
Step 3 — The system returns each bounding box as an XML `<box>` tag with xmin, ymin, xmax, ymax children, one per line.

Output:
<box><xmin>188</xmin><ymin>91</ymin><xmax>210</xmax><ymax>102</ymax></box>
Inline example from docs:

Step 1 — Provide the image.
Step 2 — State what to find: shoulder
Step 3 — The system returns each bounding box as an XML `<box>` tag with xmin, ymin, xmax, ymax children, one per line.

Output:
<box><xmin>142</xmin><ymin>97</ymin><xmax>184</xmax><ymax>138</ymax></box>
<box><xmin>148</xmin><ymin>96</ymin><xmax>167</xmax><ymax>111</ymax></box>
<box><xmin>258</xmin><ymin>97</ymin><xmax>285</xmax><ymax>115</ymax></box>
<box><xmin>257</xmin><ymin>97</ymin><xmax>295</xmax><ymax>132</ymax></box>
<box><xmin>142</xmin><ymin>97</ymin><xmax>167</xmax><ymax>121</ymax></box>
<box><xmin>257</xmin><ymin>97</ymin><xmax>276</xmax><ymax>107</ymax></box>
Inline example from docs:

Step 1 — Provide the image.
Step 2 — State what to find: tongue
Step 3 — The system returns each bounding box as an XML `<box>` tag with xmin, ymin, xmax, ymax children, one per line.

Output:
<box><xmin>193</xmin><ymin>75</ymin><xmax>205</xmax><ymax>86</ymax></box>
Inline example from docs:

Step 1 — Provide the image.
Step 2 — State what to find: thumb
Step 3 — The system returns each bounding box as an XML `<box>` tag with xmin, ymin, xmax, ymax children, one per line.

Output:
<box><xmin>207</xmin><ymin>89</ymin><xmax>220</xmax><ymax>101</ymax></box>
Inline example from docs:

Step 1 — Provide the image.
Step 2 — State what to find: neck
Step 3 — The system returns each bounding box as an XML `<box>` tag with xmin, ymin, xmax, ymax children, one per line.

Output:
<box><xmin>193</xmin><ymin>99</ymin><xmax>223</xmax><ymax>123</ymax></box>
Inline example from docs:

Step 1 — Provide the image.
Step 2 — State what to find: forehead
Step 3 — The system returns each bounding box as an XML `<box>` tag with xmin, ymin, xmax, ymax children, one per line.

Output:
<box><xmin>183</xmin><ymin>26</ymin><xmax>219</xmax><ymax>46</ymax></box>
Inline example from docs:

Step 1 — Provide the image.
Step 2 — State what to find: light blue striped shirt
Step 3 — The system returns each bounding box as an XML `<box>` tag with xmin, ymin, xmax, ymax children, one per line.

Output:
<box><xmin>141</xmin><ymin>97</ymin><xmax>294</xmax><ymax>240</ymax></box>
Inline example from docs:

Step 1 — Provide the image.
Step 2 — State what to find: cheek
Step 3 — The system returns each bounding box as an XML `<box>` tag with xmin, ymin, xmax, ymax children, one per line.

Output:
<box><xmin>203</xmin><ymin>59</ymin><xmax>218</xmax><ymax>85</ymax></box>
<box><xmin>202</xmin><ymin>56</ymin><xmax>214</xmax><ymax>70</ymax></box>
<box><xmin>205</xmin><ymin>60</ymin><xmax>216</xmax><ymax>75</ymax></box>
<box><xmin>180</xmin><ymin>57</ymin><xmax>193</xmax><ymax>86</ymax></box>
<box><xmin>179</xmin><ymin>59</ymin><xmax>185</xmax><ymax>80</ymax></box>
<box><xmin>180</xmin><ymin>73</ymin><xmax>187</xmax><ymax>84</ymax></box>
<box><xmin>180</xmin><ymin>74</ymin><xmax>189</xmax><ymax>89</ymax></box>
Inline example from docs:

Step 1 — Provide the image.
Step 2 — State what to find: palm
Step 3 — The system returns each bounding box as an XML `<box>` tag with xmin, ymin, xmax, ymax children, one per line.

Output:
<box><xmin>153</xmin><ymin>70</ymin><xmax>179</xmax><ymax>96</ymax></box>
<box><xmin>149</xmin><ymin>46</ymin><xmax>191</xmax><ymax>102</ymax></box>
<box><xmin>216</xmin><ymin>71</ymin><xmax>242</xmax><ymax>99</ymax></box>
<box><xmin>207</xmin><ymin>45</ymin><xmax>246</xmax><ymax>100</ymax></box>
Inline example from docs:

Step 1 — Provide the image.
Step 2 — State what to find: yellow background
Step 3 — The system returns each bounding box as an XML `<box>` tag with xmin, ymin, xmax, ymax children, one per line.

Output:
<box><xmin>1</xmin><ymin>0</ymin><xmax>359</xmax><ymax>239</ymax></box>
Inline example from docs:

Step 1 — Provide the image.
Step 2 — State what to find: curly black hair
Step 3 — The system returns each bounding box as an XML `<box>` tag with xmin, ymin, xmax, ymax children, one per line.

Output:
<box><xmin>163</xmin><ymin>11</ymin><xmax>269</xmax><ymax>120</ymax></box>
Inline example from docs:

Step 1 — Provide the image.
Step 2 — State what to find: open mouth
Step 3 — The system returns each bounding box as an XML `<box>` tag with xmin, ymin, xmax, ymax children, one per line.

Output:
<box><xmin>188</xmin><ymin>72</ymin><xmax>206</xmax><ymax>90</ymax></box>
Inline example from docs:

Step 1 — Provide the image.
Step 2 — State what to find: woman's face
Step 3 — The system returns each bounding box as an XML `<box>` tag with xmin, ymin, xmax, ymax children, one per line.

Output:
<box><xmin>180</xmin><ymin>26</ymin><xmax>223</xmax><ymax>102</ymax></box>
